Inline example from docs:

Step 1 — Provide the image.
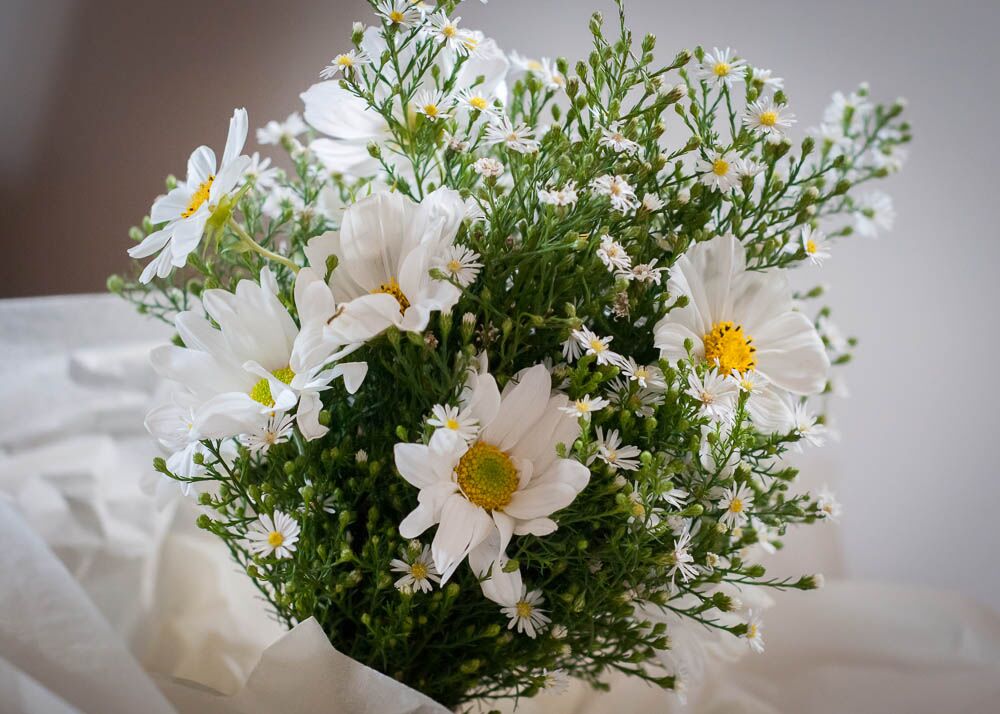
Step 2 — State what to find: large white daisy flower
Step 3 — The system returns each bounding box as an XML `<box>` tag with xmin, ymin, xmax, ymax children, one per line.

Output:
<box><xmin>149</xmin><ymin>268</ymin><xmax>368</xmax><ymax>442</ymax></box>
<box><xmin>653</xmin><ymin>234</ymin><xmax>829</xmax><ymax>395</ymax></box>
<box><xmin>304</xmin><ymin>188</ymin><xmax>468</xmax><ymax>334</ymax></box>
<box><xmin>393</xmin><ymin>361</ymin><xmax>590</xmax><ymax>581</ymax></box>
<box><xmin>129</xmin><ymin>108</ymin><xmax>250</xmax><ymax>282</ymax></box>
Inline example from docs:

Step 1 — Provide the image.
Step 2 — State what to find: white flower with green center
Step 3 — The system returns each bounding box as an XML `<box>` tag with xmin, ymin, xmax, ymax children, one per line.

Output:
<box><xmin>654</xmin><ymin>234</ymin><xmax>829</xmax><ymax>397</ymax></box>
<box><xmin>149</xmin><ymin>268</ymin><xmax>368</xmax><ymax>443</ymax></box>
<box><xmin>304</xmin><ymin>188</ymin><xmax>467</xmax><ymax>335</ymax></box>
<box><xmin>245</xmin><ymin>511</ymin><xmax>300</xmax><ymax>559</ymax></box>
<box><xmin>393</xmin><ymin>362</ymin><xmax>589</xmax><ymax>582</ymax></box>
<box><xmin>128</xmin><ymin>108</ymin><xmax>250</xmax><ymax>283</ymax></box>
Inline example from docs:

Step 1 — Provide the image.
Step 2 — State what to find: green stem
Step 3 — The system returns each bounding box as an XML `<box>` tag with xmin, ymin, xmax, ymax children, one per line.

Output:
<box><xmin>228</xmin><ymin>218</ymin><xmax>299</xmax><ymax>273</ymax></box>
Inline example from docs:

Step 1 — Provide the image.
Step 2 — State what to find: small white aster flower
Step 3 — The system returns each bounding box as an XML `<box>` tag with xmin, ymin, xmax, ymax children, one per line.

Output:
<box><xmin>473</xmin><ymin>156</ymin><xmax>504</xmax><ymax>178</ymax></box>
<box><xmin>698</xmin><ymin>47</ymin><xmax>746</xmax><ymax>86</ymax></box>
<box><xmin>256</xmin><ymin>112</ymin><xmax>307</xmax><ymax>146</ymax></box>
<box><xmin>560</xmin><ymin>394</ymin><xmax>610</xmax><ymax>418</ymax></box>
<box><xmin>427</xmin><ymin>403</ymin><xmax>479</xmax><ymax>443</ymax></box>
<box><xmin>455</xmin><ymin>87</ymin><xmax>496</xmax><ymax>115</ymax></box>
<box><xmin>561</xmin><ymin>334</ymin><xmax>583</xmax><ymax>362</ymax></box>
<box><xmin>597</xmin><ymin>235</ymin><xmax>631</xmax><ymax>271</ymax></box>
<box><xmin>539</xmin><ymin>57</ymin><xmax>566</xmax><ymax>90</ymax></box>
<box><xmin>355</xmin><ymin>449</ymin><xmax>369</xmax><ymax>463</ymax></box>
<box><xmin>320</xmin><ymin>50</ymin><xmax>371</xmax><ymax>79</ymax></box>
<box><xmin>728</xmin><ymin>368</ymin><xmax>768</xmax><ymax>395</ymax></box>
<box><xmin>824</xmin><ymin>89</ymin><xmax>871</xmax><ymax>126</ymax></box>
<box><xmin>744</xmin><ymin>610</ymin><xmax>765</xmax><ymax>653</ymax></box>
<box><xmin>501</xmin><ymin>587</ymin><xmax>551</xmax><ymax>638</ymax></box>
<box><xmin>743</xmin><ymin>97</ymin><xmax>796</xmax><ymax>137</ymax></box>
<box><xmin>751</xmin><ymin>67</ymin><xmax>784</xmax><ymax>91</ymax></box>
<box><xmin>550</xmin><ymin>623</ymin><xmax>568</xmax><ymax>640</ymax></box>
<box><xmin>426</xmin><ymin>11</ymin><xmax>467</xmax><ymax>51</ymax></box>
<box><xmin>540</xmin><ymin>668</ymin><xmax>569</xmax><ymax>693</ymax></box>
<box><xmin>621</xmin><ymin>358</ymin><xmax>666</xmax><ymax>390</ymax></box>
<box><xmin>800</xmin><ymin>225</ymin><xmax>831</xmax><ymax>265</ymax></box>
<box><xmin>661</xmin><ymin>486</ymin><xmax>689</xmax><ymax>510</ymax></box>
<box><xmin>599</xmin><ymin>122</ymin><xmax>639</xmax><ymax>154</ymax></box>
<box><xmin>245</xmin><ymin>510</ymin><xmax>300</xmax><ymax>559</ymax></box>
<box><xmin>591</xmin><ymin>426</ymin><xmax>641</xmax><ymax>472</ymax></box>
<box><xmin>668</xmin><ymin>526</ymin><xmax>699</xmax><ymax>583</ymax></box>
<box><xmin>697</xmin><ymin>151</ymin><xmax>740</xmax><ymax>192</ymax></box>
<box><xmin>244</xmin><ymin>152</ymin><xmax>281</xmax><ymax>191</ymax></box>
<box><xmin>444</xmin><ymin>132</ymin><xmax>469</xmax><ymax>152</ymax></box>
<box><xmin>620</xmin><ymin>259</ymin><xmax>666</xmax><ymax>285</ymax></box>
<box><xmin>815</xmin><ymin>486</ymin><xmax>842</xmax><ymax>521</ymax></box>
<box><xmin>854</xmin><ymin>191</ymin><xmax>895</xmax><ymax>237</ymax></box>
<box><xmin>792</xmin><ymin>402</ymin><xmax>826</xmax><ymax>448</ymax></box>
<box><xmin>590</xmin><ymin>174</ymin><xmax>638</xmax><ymax>212</ymax></box>
<box><xmin>539</xmin><ymin>181</ymin><xmax>579</xmax><ymax>207</ymax></box>
<box><xmin>377</xmin><ymin>0</ymin><xmax>421</xmax><ymax>27</ymax></box>
<box><xmin>734</xmin><ymin>156</ymin><xmax>764</xmax><ymax>178</ymax></box>
<box><xmin>240</xmin><ymin>413</ymin><xmax>294</xmax><ymax>454</ymax></box>
<box><xmin>607</xmin><ymin>376</ymin><xmax>663</xmax><ymax>417</ymax></box>
<box><xmin>484</xmin><ymin>116</ymin><xmax>539</xmax><ymax>153</ymax></box>
<box><xmin>686</xmin><ymin>367</ymin><xmax>738</xmax><ymax>421</ymax></box>
<box><xmin>572</xmin><ymin>327</ymin><xmax>624</xmax><ymax>367</ymax></box>
<box><xmin>436</xmin><ymin>245</ymin><xmax>483</xmax><ymax>287</ymax></box>
<box><xmin>641</xmin><ymin>193</ymin><xmax>664</xmax><ymax>212</ymax></box>
<box><xmin>414</xmin><ymin>89</ymin><xmax>452</xmax><ymax>121</ymax></box>
<box><xmin>390</xmin><ymin>544</ymin><xmax>441</xmax><ymax>594</ymax></box>
<box><xmin>719</xmin><ymin>482</ymin><xmax>754</xmax><ymax>529</ymax></box>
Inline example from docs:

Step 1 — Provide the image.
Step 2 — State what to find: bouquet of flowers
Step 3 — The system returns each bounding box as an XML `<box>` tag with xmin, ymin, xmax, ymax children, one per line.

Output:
<box><xmin>111</xmin><ymin>0</ymin><xmax>908</xmax><ymax>709</ymax></box>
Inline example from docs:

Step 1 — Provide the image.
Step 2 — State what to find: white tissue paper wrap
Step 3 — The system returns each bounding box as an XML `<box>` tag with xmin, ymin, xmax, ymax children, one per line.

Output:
<box><xmin>1</xmin><ymin>294</ymin><xmax>998</xmax><ymax>714</ymax></box>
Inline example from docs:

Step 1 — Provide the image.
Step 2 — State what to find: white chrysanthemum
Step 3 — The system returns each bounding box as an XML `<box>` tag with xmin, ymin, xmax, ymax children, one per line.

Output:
<box><xmin>484</xmin><ymin>116</ymin><xmax>539</xmax><ymax>153</ymax></box>
<box><xmin>800</xmin><ymin>225</ymin><xmax>831</xmax><ymax>265</ymax></box>
<box><xmin>149</xmin><ymin>268</ymin><xmax>368</xmax><ymax>441</ymax></box>
<box><xmin>129</xmin><ymin>108</ymin><xmax>250</xmax><ymax>282</ymax></box>
<box><xmin>743</xmin><ymin>97</ymin><xmax>796</xmax><ymax>137</ymax></box>
<box><xmin>590</xmin><ymin>427</ymin><xmax>640</xmax><ymax>472</ymax></box>
<box><xmin>697</xmin><ymin>47</ymin><xmax>746</xmax><ymax>86</ymax></box>
<box><xmin>816</xmin><ymin>486</ymin><xmax>842</xmax><ymax>521</ymax></box>
<box><xmin>559</xmin><ymin>394</ymin><xmax>610</xmax><ymax>419</ymax></box>
<box><xmin>501</xmin><ymin>586</ymin><xmax>551</xmax><ymax>638</ymax></box>
<box><xmin>744</xmin><ymin>609</ymin><xmax>765</xmax><ymax>653</ymax></box>
<box><xmin>393</xmin><ymin>362</ymin><xmax>589</xmax><ymax>581</ymax></box>
<box><xmin>654</xmin><ymin>234</ymin><xmax>829</xmax><ymax>396</ymax></box>
<box><xmin>414</xmin><ymin>89</ymin><xmax>453</xmax><ymax>121</ymax></box>
<box><xmin>621</xmin><ymin>358</ymin><xmax>666</xmax><ymax>390</ymax></box>
<box><xmin>473</xmin><ymin>156</ymin><xmax>504</xmax><ymax>177</ymax></box>
<box><xmin>304</xmin><ymin>188</ymin><xmax>467</xmax><ymax>334</ymax></box>
<box><xmin>590</xmin><ymin>174</ymin><xmax>638</xmax><ymax>212</ymax></box>
<box><xmin>719</xmin><ymin>482</ymin><xmax>754</xmax><ymax>530</ymax></box>
<box><xmin>245</xmin><ymin>511</ymin><xmax>300</xmax><ymax>559</ymax></box>
<box><xmin>751</xmin><ymin>67</ymin><xmax>783</xmax><ymax>91</ymax></box>
<box><xmin>668</xmin><ymin>526</ymin><xmax>698</xmax><ymax>584</ymax></box>
<box><xmin>455</xmin><ymin>87</ymin><xmax>496</xmax><ymax>115</ymax></box>
<box><xmin>696</xmin><ymin>151</ymin><xmax>740</xmax><ymax>192</ymax></box>
<box><xmin>376</xmin><ymin>0</ymin><xmax>421</xmax><ymax>28</ymax></box>
<box><xmin>426</xmin><ymin>11</ymin><xmax>467</xmax><ymax>52</ymax></box>
<box><xmin>145</xmin><ymin>401</ymin><xmax>213</xmax><ymax>487</ymax></box>
<box><xmin>390</xmin><ymin>544</ymin><xmax>441</xmax><ymax>593</ymax></box>
<box><xmin>435</xmin><ymin>245</ymin><xmax>483</xmax><ymax>287</ymax></box>
<box><xmin>540</xmin><ymin>668</ymin><xmax>569</xmax><ymax>693</ymax></box>
<box><xmin>538</xmin><ymin>181</ymin><xmax>579</xmax><ymax>207</ymax></box>
<box><xmin>240</xmin><ymin>413</ymin><xmax>294</xmax><ymax>454</ymax></box>
<box><xmin>320</xmin><ymin>49</ymin><xmax>371</xmax><ymax>79</ymax></box>
<box><xmin>427</xmin><ymin>403</ymin><xmax>479</xmax><ymax>444</ymax></box>
<box><xmin>686</xmin><ymin>366</ymin><xmax>738</xmax><ymax>421</ymax></box>
<box><xmin>597</xmin><ymin>235</ymin><xmax>631</xmax><ymax>271</ymax></box>
<box><xmin>571</xmin><ymin>326</ymin><xmax>624</xmax><ymax>367</ymax></box>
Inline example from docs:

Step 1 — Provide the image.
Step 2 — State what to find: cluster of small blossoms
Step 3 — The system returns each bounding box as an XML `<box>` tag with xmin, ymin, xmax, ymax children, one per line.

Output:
<box><xmin>112</xmin><ymin>0</ymin><xmax>907</xmax><ymax>709</ymax></box>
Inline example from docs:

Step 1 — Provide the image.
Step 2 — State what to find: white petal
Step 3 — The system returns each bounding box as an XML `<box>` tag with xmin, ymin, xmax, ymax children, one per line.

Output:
<box><xmin>480</xmin><ymin>364</ymin><xmax>551</xmax><ymax>451</ymax></box>
<box><xmin>432</xmin><ymin>494</ymin><xmax>493</xmax><ymax>583</ymax></box>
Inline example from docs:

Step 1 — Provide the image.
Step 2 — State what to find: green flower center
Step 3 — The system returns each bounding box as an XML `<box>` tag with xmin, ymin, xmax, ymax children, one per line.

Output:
<box><xmin>456</xmin><ymin>442</ymin><xmax>519</xmax><ymax>511</ymax></box>
<box><xmin>249</xmin><ymin>367</ymin><xmax>295</xmax><ymax>407</ymax></box>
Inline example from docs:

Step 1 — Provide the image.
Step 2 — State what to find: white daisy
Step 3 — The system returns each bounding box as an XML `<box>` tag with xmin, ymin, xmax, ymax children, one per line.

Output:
<box><xmin>473</xmin><ymin>156</ymin><xmax>505</xmax><ymax>178</ymax></box>
<box><xmin>426</xmin><ymin>11</ymin><xmax>467</xmax><ymax>52</ymax></box>
<box><xmin>538</xmin><ymin>57</ymin><xmax>566</xmax><ymax>90</ymax></box>
<box><xmin>751</xmin><ymin>67</ymin><xmax>784</xmax><ymax>91</ymax></box>
<box><xmin>668</xmin><ymin>526</ymin><xmax>698</xmax><ymax>583</ymax></box>
<box><xmin>824</xmin><ymin>89</ymin><xmax>871</xmax><ymax>127</ymax></box>
<box><xmin>744</xmin><ymin>610</ymin><xmax>765</xmax><ymax>653</ymax></box>
<box><xmin>245</xmin><ymin>511</ymin><xmax>300</xmax><ymax>559</ymax></box>
<box><xmin>501</xmin><ymin>585</ymin><xmax>551</xmax><ymax>638</ymax></box>
<box><xmin>484</xmin><ymin>116</ymin><xmax>539</xmax><ymax>153</ymax></box>
<box><xmin>654</xmin><ymin>234</ymin><xmax>829</xmax><ymax>395</ymax></box>
<box><xmin>854</xmin><ymin>191</ymin><xmax>895</xmax><ymax>237</ymax></box>
<box><xmin>697</xmin><ymin>47</ymin><xmax>746</xmax><ymax>87</ymax></box>
<box><xmin>719</xmin><ymin>482</ymin><xmax>754</xmax><ymax>530</ymax></box>
<box><xmin>734</xmin><ymin>156</ymin><xmax>764</xmax><ymax>178</ymax></box>
<box><xmin>590</xmin><ymin>174</ymin><xmax>638</xmax><ymax>212</ymax></box>
<box><xmin>572</xmin><ymin>327</ymin><xmax>624</xmax><ymax>367</ymax></box>
<box><xmin>244</xmin><ymin>152</ymin><xmax>281</xmax><ymax>191</ymax></box>
<box><xmin>540</xmin><ymin>668</ymin><xmax>569</xmax><ymax>693</ymax></box>
<box><xmin>129</xmin><ymin>108</ymin><xmax>250</xmax><ymax>282</ymax></box>
<box><xmin>815</xmin><ymin>486</ymin><xmax>842</xmax><ymax>522</ymax></box>
<box><xmin>509</xmin><ymin>51</ymin><xmax>544</xmax><ymax>75</ymax></box>
<box><xmin>607</xmin><ymin>377</ymin><xmax>663</xmax><ymax>418</ymax></box>
<box><xmin>435</xmin><ymin>245</ymin><xmax>483</xmax><ymax>287</ymax></box>
<box><xmin>390</xmin><ymin>544</ymin><xmax>441</xmax><ymax>594</ymax></box>
<box><xmin>743</xmin><ymin>97</ymin><xmax>796</xmax><ymax>138</ymax></box>
<box><xmin>621</xmin><ymin>359</ymin><xmax>666</xmax><ymax>390</ymax></box>
<box><xmin>620</xmin><ymin>259</ymin><xmax>666</xmax><ymax>285</ymax></box>
<box><xmin>320</xmin><ymin>49</ymin><xmax>371</xmax><ymax>79</ymax></box>
<box><xmin>539</xmin><ymin>181</ymin><xmax>579</xmax><ymax>207</ymax></box>
<box><xmin>696</xmin><ymin>151</ymin><xmax>740</xmax><ymax>192</ymax></box>
<box><xmin>427</xmin><ymin>403</ymin><xmax>479</xmax><ymax>444</ymax></box>
<box><xmin>560</xmin><ymin>395</ymin><xmax>610</xmax><ymax>419</ymax></box>
<box><xmin>414</xmin><ymin>89</ymin><xmax>453</xmax><ymax>121</ymax></box>
<box><xmin>728</xmin><ymin>368</ymin><xmax>768</xmax><ymax>396</ymax></box>
<box><xmin>686</xmin><ymin>367</ymin><xmax>738</xmax><ymax>421</ymax></box>
<box><xmin>597</xmin><ymin>236</ymin><xmax>631</xmax><ymax>271</ymax></box>
<box><xmin>792</xmin><ymin>402</ymin><xmax>826</xmax><ymax>448</ymax></box>
<box><xmin>455</xmin><ymin>87</ymin><xmax>496</xmax><ymax>115</ymax></box>
<box><xmin>641</xmin><ymin>193</ymin><xmax>664</xmax><ymax>212</ymax></box>
<box><xmin>240</xmin><ymin>413</ymin><xmax>294</xmax><ymax>454</ymax></box>
<box><xmin>599</xmin><ymin>122</ymin><xmax>639</xmax><ymax>154</ymax></box>
<box><xmin>661</xmin><ymin>486</ymin><xmax>689</xmax><ymax>510</ymax></box>
<box><xmin>591</xmin><ymin>427</ymin><xmax>641</xmax><ymax>472</ymax></box>
<box><xmin>256</xmin><ymin>112</ymin><xmax>307</xmax><ymax>146</ymax></box>
<box><xmin>393</xmin><ymin>362</ymin><xmax>589</xmax><ymax>581</ymax></box>
<box><xmin>800</xmin><ymin>225</ymin><xmax>831</xmax><ymax>265</ymax></box>
<box><xmin>376</xmin><ymin>0</ymin><xmax>421</xmax><ymax>28</ymax></box>
<box><xmin>304</xmin><ymin>188</ymin><xmax>467</xmax><ymax>334</ymax></box>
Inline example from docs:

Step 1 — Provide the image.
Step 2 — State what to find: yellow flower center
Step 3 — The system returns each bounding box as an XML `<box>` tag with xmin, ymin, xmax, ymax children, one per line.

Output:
<box><xmin>249</xmin><ymin>367</ymin><xmax>296</xmax><ymax>407</ymax></box>
<box><xmin>470</xmin><ymin>96</ymin><xmax>488</xmax><ymax>110</ymax></box>
<box><xmin>609</xmin><ymin>182</ymin><xmax>623</xmax><ymax>196</ymax></box>
<box><xmin>456</xmin><ymin>441</ymin><xmax>519</xmax><ymax>511</ymax></box>
<box><xmin>442</xmin><ymin>24</ymin><xmax>457</xmax><ymax>38</ymax></box>
<box><xmin>713</xmin><ymin>62</ymin><xmax>730</xmax><ymax>77</ymax></box>
<box><xmin>515</xmin><ymin>600</ymin><xmax>534</xmax><ymax>618</ymax></box>
<box><xmin>703</xmin><ymin>321</ymin><xmax>756</xmax><ymax>373</ymax></box>
<box><xmin>423</xmin><ymin>104</ymin><xmax>439</xmax><ymax>117</ymax></box>
<box><xmin>389</xmin><ymin>10</ymin><xmax>404</xmax><ymax>22</ymax></box>
<box><xmin>747</xmin><ymin>623</ymin><xmax>758</xmax><ymax>638</ymax></box>
<box><xmin>589</xmin><ymin>338</ymin><xmax>607</xmax><ymax>353</ymax></box>
<box><xmin>410</xmin><ymin>561</ymin><xmax>429</xmax><ymax>580</ymax></box>
<box><xmin>806</xmin><ymin>239</ymin><xmax>817</xmax><ymax>254</ymax></box>
<box><xmin>759</xmin><ymin>110</ymin><xmax>778</xmax><ymax>127</ymax></box>
<box><xmin>712</xmin><ymin>159</ymin><xmax>730</xmax><ymax>176</ymax></box>
<box><xmin>445</xmin><ymin>417</ymin><xmax>460</xmax><ymax>430</ymax></box>
<box><xmin>371</xmin><ymin>277</ymin><xmax>411</xmax><ymax>313</ymax></box>
<box><xmin>630</xmin><ymin>501</ymin><xmax>646</xmax><ymax>518</ymax></box>
<box><xmin>729</xmin><ymin>498</ymin><xmax>744</xmax><ymax>513</ymax></box>
<box><xmin>336</xmin><ymin>55</ymin><xmax>354</xmax><ymax>68</ymax></box>
<box><xmin>446</xmin><ymin>258</ymin><xmax>463</xmax><ymax>274</ymax></box>
<box><xmin>267</xmin><ymin>530</ymin><xmax>285</xmax><ymax>548</ymax></box>
<box><xmin>527</xmin><ymin>60</ymin><xmax>543</xmax><ymax>71</ymax></box>
<box><xmin>182</xmin><ymin>176</ymin><xmax>215</xmax><ymax>218</ymax></box>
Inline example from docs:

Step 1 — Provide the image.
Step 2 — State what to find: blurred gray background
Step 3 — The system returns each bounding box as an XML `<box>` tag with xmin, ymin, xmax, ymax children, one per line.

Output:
<box><xmin>1</xmin><ymin>0</ymin><xmax>998</xmax><ymax>608</ymax></box>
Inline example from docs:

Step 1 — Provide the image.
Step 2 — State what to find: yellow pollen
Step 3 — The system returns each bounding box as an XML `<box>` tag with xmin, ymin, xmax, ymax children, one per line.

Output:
<box><xmin>423</xmin><ymin>104</ymin><xmax>439</xmax><ymax>117</ymax></box>
<box><xmin>182</xmin><ymin>176</ymin><xmax>215</xmax><ymax>218</ymax></box>
<box><xmin>729</xmin><ymin>498</ymin><xmax>744</xmax><ymax>513</ymax></box>
<box><xmin>470</xmin><ymin>96</ymin><xmax>488</xmax><ymax>110</ymax></box>
<box><xmin>463</xmin><ymin>36</ymin><xmax>479</xmax><ymax>50</ymax></box>
<box><xmin>410</xmin><ymin>562</ymin><xmax>429</xmax><ymax>580</ymax></box>
<box><xmin>336</xmin><ymin>55</ymin><xmax>354</xmax><ymax>67</ymax></box>
<box><xmin>712</xmin><ymin>159</ymin><xmax>730</xmax><ymax>176</ymax></box>
<box><xmin>371</xmin><ymin>277</ymin><xmax>411</xmax><ymax>313</ymax></box>
<box><xmin>389</xmin><ymin>10</ymin><xmax>404</xmax><ymax>22</ymax></box>
<box><xmin>703</xmin><ymin>321</ymin><xmax>756</xmax><ymax>374</ymax></box>
<box><xmin>747</xmin><ymin>623</ymin><xmax>758</xmax><ymax>638</ymax></box>
<box><xmin>445</xmin><ymin>418</ymin><xmax>460</xmax><ymax>430</ymax></box>
<box><xmin>806</xmin><ymin>239</ymin><xmax>817</xmax><ymax>254</ymax></box>
<box><xmin>267</xmin><ymin>530</ymin><xmax>285</xmax><ymax>548</ymax></box>
<box><xmin>455</xmin><ymin>441</ymin><xmax>519</xmax><ymax>511</ymax></box>
<box><xmin>759</xmin><ymin>110</ymin><xmax>778</xmax><ymax>127</ymax></box>
<box><xmin>442</xmin><ymin>24</ymin><xmax>457</xmax><ymax>38</ymax></box>
<box><xmin>446</xmin><ymin>258</ymin><xmax>462</xmax><ymax>273</ymax></box>
<box><xmin>609</xmin><ymin>182</ymin><xmax>623</xmax><ymax>196</ymax></box>
<box><xmin>630</xmin><ymin>502</ymin><xmax>646</xmax><ymax>518</ymax></box>
<box><xmin>527</xmin><ymin>60</ymin><xmax>542</xmax><ymax>71</ymax></box>
<box><xmin>515</xmin><ymin>600</ymin><xmax>534</xmax><ymax>618</ymax></box>
<box><xmin>249</xmin><ymin>367</ymin><xmax>296</xmax><ymax>407</ymax></box>
<box><xmin>589</xmin><ymin>338</ymin><xmax>607</xmax><ymax>353</ymax></box>
<box><xmin>713</xmin><ymin>62</ymin><xmax>730</xmax><ymax>77</ymax></box>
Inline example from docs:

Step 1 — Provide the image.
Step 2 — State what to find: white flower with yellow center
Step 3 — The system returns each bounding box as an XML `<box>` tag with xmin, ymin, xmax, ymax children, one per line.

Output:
<box><xmin>304</xmin><ymin>188</ymin><xmax>467</xmax><ymax>335</ymax></box>
<box><xmin>245</xmin><ymin>511</ymin><xmax>300</xmax><ymax>559</ymax></box>
<box><xmin>501</xmin><ymin>586</ymin><xmax>551</xmax><ymax>638</ymax></box>
<box><xmin>390</xmin><ymin>544</ymin><xmax>441</xmax><ymax>594</ymax></box>
<box><xmin>455</xmin><ymin>87</ymin><xmax>497</xmax><ymax>116</ymax></box>
<box><xmin>800</xmin><ymin>225</ymin><xmax>831</xmax><ymax>265</ymax></box>
<box><xmin>560</xmin><ymin>394</ymin><xmax>610</xmax><ymax>419</ymax></box>
<box><xmin>599</xmin><ymin>122</ymin><xmax>639</xmax><ymax>154</ymax></box>
<box><xmin>697</xmin><ymin>47</ymin><xmax>746</xmax><ymax>87</ymax></box>
<box><xmin>621</xmin><ymin>358</ymin><xmax>666</xmax><ymax>390</ymax></box>
<box><xmin>590</xmin><ymin>174</ymin><xmax>638</xmax><ymax>212</ymax></box>
<box><xmin>719</xmin><ymin>482</ymin><xmax>754</xmax><ymax>530</ymax></box>
<box><xmin>539</xmin><ymin>57</ymin><xmax>566</xmax><ymax>91</ymax></box>
<box><xmin>426</xmin><ymin>11</ymin><xmax>467</xmax><ymax>52</ymax></box>
<box><xmin>149</xmin><ymin>268</ymin><xmax>368</xmax><ymax>442</ymax></box>
<box><xmin>597</xmin><ymin>235</ymin><xmax>632</xmax><ymax>271</ymax></box>
<box><xmin>484</xmin><ymin>116</ymin><xmax>539</xmax><ymax>153</ymax></box>
<box><xmin>376</xmin><ymin>0</ymin><xmax>421</xmax><ymax>28</ymax></box>
<box><xmin>393</xmin><ymin>362</ymin><xmax>589</xmax><ymax>582</ymax></box>
<box><xmin>320</xmin><ymin>49</ymin><xmax>371</xmax><ymax>79</ymax></box>
<box><xmin>129</xmin><ymin>108</ymin><xmax>250</xmax><ymax>283</ymax></box>
<box><xmin>256</xmin><ymin>112</ymin><xmax>307</xmax><ymax>146</ymax></box>
<box><xmin>240</xmin><ymin>413</ymin><xmax>294</xmax><ymax>454</ymax></box>
<box><xmin>815</xmin><ymin>486</ymin><xmax>842</xmax><ymax>522</ymax></box>
<box><xmin>751</xmin><ymin>67</ymin><xmax>784</xmax><ymax>91</ymax></box>
<box><xmin>590</xmin><ymin>427</ymin><xmax>641</xmax><ymax>472</ymax></box>
<box><xmin>473</xmin><ymin>157</ymin><xmax>504</xmax><ymax>178</ymax></box>
<box><xmin>654</xmin><ymin>234</ymin><xmax>829</xmax><ymax>396</ymax></box>
<box><xmin>509</xmin><ymin>51</ymin><xmax>544</xmax><ymax>75</ymax></box>
<box><xmin>571</xmin><ymin>326</ymin><xmax>625</xmax><ymax>367</ymax></box>
<box><xmin>427</xmin><ymin>404</ymin><xmax>479</xmax><ymax>445</ymax></box>
<box><xmin>540</xmin><ymin>668</ymin><xmax>569</xmax><ymax>693</ymax></box>
<box><xmin>686</xmin><ymin>366</ymin><xmax>738</xmax><ymax>422</ymax></box>
<box><xmin>434</xmin><ymin>245</ymin><xmax>483</xmax><ymax>287</ymax></box>
<box><xmin>696</xmin><ymin>151</ymin><xmax>740</xmax><ymax>192</ymax></box>
<box><xmin>744</xmin><ymin>610</ymin><xmax>765</xmax><ymax>653</ymax></box>
<box><xmin>414</xmin><ymin>89</ymin><xmax>453</xmax><ymax>121</ymax></box>
<box><xmin>728</xmin><ymin>368</ymin><xmax>768</xmax><ymax>396</ymax></box>
<box><xmin>667</xmin><ymin>525</ymin><xmax>698</xmax><ymax>584</ymax></box>
<box><xmin>743</xmin><ymin>97</ymin><xmax>796</xmax><ymax>138</ymax></box>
